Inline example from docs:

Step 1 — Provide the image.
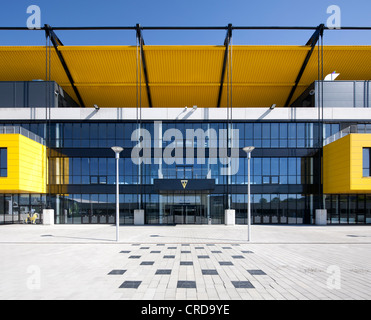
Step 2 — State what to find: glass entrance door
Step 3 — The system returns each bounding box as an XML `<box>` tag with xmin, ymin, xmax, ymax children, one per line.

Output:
<box><xmin>173</xmin><ymin>205</ymin><xmax>184</xmax><ymax>224</ymax></box>
<box><xmin>160</xmin><ymin>192</ymin><xmax>209</xmax><ymax>224</ymax></box>
<box><xmin>172</xmin><ymin>204</ymin><xmax>198</xmax><ymax>224</ymax></box>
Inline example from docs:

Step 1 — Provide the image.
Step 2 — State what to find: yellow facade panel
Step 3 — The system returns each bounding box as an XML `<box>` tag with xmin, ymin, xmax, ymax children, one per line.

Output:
<box><xmin>323</xmin><ymin>133</ymin><xmax>371</xmax><ymax>194</ymax></box>
<box><xmin>0</xmin><ymin>134</ymin><xmax>47</xmax><ymax>194</ymax></box>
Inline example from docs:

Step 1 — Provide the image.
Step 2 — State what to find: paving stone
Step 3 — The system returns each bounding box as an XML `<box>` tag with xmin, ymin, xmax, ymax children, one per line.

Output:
<box><xmin>202</xmin><ymin>269</ymin><xmax>218</xmax><ymax>275</ymax></box>
<box><xmin>155</xmin><ymin>269</ymin><xmax>172</xmax><ymax>275</ymax></box>
<box><xmin>108</xmin><ymin>270</ymin><xmax>126</xmax><ymax>275</ymax></box>
<box><xmin>119</xmin><ymin>281</ymin><xmax>142</xmax><ymax>289</ymax></box>
<box><xmin>219</xmin><ymin>261</ymin><xmax>234</xmax><ymax>266</ymax></box>
<box><xmin>177</xmin><ymin>281</ymin><xmax>196</xmax><ymax>289</ymax></box>
<box><xmin>231</xmin><ymin>281</ymin><xmax>255</xmax><ymax>289</ymax></box>
<box><xmin>247</xmin><ymin>269</ymin><xmax>267</xmax><ymax>275</ymax></box>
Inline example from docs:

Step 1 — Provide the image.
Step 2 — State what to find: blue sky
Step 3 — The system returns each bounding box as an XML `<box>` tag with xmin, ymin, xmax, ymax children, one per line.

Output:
<box><xmin>0</xmin><ymin>0</ymin><xmax>370</xmax><ymax>45</ymax></box>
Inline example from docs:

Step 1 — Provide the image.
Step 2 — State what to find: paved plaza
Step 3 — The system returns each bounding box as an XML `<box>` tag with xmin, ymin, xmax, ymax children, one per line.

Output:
<box><xmin>1</xmin><ymin>224</ymin><xmax>371</xmax><ymax>300</ymax></box>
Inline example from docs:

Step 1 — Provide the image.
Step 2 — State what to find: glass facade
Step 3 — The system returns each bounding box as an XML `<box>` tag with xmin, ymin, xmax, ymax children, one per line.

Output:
<box><xmin>0</xmin><ymin>120</ymin><xmax>370</xmax><ymax>225</ymax></box>
<box><xmin>0</xmin><ymin>148</ymin><xmax>7</xmax><ymax>177</ymax></box>
<box><xmin>363</xmin><ymin>148</ymin><xmax>371</xmax><ymax>177</ymax></box>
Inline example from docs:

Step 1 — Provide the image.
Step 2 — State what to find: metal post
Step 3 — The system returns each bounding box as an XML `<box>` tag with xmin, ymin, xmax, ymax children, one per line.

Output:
<box><xmin>247</xmin><ymin>152</ymin><xmax>251</xmax><ymax>242</ymax></box>
<box><xmin>115</xmin><ymin>152</ymin><xmax>119</xmax><ymax>242</ymax></box>
<box><xmin>243</xmin><ymin>146</ymin><xmax>255</xmax><ymax>242</ymax></box>
<box><xmin>111</xmin><ymin>147</ymin><xmax>123</xmax><ymax>242</ymax></box>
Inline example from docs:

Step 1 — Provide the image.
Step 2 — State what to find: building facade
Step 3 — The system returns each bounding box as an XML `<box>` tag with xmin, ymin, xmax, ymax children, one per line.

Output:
<box><xmin>0</xmin><ymin>42</ymin><xmax>370</xmax><ymax>225</ymax></box>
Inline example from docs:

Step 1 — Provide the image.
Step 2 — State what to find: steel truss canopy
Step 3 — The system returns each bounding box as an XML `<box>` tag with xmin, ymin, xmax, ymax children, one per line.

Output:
<box><xmin>0</xmin><ymin>24</ymin><xmax>370</xmax><ymax>108</ymax></box>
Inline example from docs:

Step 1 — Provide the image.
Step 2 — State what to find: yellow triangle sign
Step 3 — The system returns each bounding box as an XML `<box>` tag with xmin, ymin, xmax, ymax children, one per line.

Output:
<box><xmin>181</xmin><ymin>180</ymin><xmax>188</xmax><ymax>189</ymax></box>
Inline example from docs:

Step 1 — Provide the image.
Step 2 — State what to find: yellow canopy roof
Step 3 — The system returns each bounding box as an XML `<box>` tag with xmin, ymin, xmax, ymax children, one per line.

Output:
<box><xmin>0</xmin><ymin>45</ymin><xmax>370</xmax><ymax>108</ymax></box>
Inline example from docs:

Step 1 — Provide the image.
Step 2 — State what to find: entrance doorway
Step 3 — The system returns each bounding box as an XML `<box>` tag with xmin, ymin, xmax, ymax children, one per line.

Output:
<box><xmin>172</xmin><ymin>204</ymin><xmax>203</xmax><ymax>224</ymax></box>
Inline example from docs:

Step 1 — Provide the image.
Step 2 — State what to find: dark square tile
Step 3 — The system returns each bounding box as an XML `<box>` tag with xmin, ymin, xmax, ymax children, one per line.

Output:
<box><xmin>181</xmin><ymin>244</ymin><xmax>190</xmax><ymax>246</ymax></box>
<box><xmin>167</xmin><ymin>247</ymin><xmax>177</xmax><ymax>249</ymax></box>
<box><xmin>232</xmin><ymin>255</ymin><xmax>245</xmax><ymax>259</ymax></box>
<box><xmin>181</xmin><ymin>250</ymin><xmax>191</xmax><ymax>253</ymax></box>
<box><xmin>140</xmin><ymin>247</ymin><xmax>150</xmax><ymax>249</ymax></box>
<box><xmin>232</xmin><ymin>281</ymin><xmax>255</xmax><ymax>289</ymax></box>
<box><xmin>129</xmin><ymin>255</ymin><xmax>141</xmax><ymax>259</ymax></box>
<box><xmin>150</xmin><ymin>235</ymin><xmax>159</xmax><ymax>237</ymax></box>
<box><xmin>131</xmin><ymin>244</ymin><xmax>141</xmax><ymax>246</ymax></box>
<box><xmin>119</xmin><ymin>281</ymin><xmax>142</xmax><ymax>289</ymax></box>
<box><xmin>150</xmin><ymin>251</ymin><xmax>161</xmax><ymax>253</ymax></box>
<box><xmin>211</xmin><ymin>250</ymin><xmax>222</xmax><ymax>253</ymax></box>
<box><xmin>140</xmin><ymin>261</ymin><xmax>154</xmax><ymax>265</ymax></box>
<box><xmin>206</xmin><ymin>244</ymin><xmax>215</xmax><ymax>246</ymax></box>
<box><xmin>198</xmin><ymin>255</ymin><xmax>210</xmax><ymax>259</ymax></box>
<box><xmin>177</xmin><ymin>281</ymin><xmax>196</xmax><ymax>288</ymax></box>
<box><xmin>202</xmin><ymin>269</ymin><xmax>218</xmax><ymax>275</ymax></box>
<box><xmin>155</xmin><ymin>269</ymin><xmax>172</xmax><ymax>275</ymax></box>
<box><xmin>222</xmin><ymin>247</ymin><xmax>232</xmax><ymax>249</ymax></box>
<box><xmin>195</xmin><ymin>247</ymin><xmax>204</xmax><ymax>249</ymax></box>
<box><xmin>180</xmin><ymin>261</ymin><xmax>193</xmax><ymax>266</ymax></box>
<box><xmin>241</xmin><ymin>250</ymin><xmax>254</xmax><ymax>254</ymax></box>
<box><xmin>156</xmin><ymin>244</ymin><xmax>165</xmax><ymax>246</ymax></box>
<box><xmin>120</xmin><ymin>250</ymin><xmax>131</xmax><ymax>253</ymax></box>
<box><xmin>163</xmin><ymin>255</ymin><xmax>175</xmax><ymax>259</ymax></box>
<box><xmin>219</xmin><ymin>261</ymin><xmax>233</xmax><ymax>266</ymax></box>
<box><xmin>108</xmin><ymin>269</ymin><xmax>126</xmax><ymax>275</ymax></box>
<box><xmin>247</xmin><ymin>269</ymin><xmax>266</xmax><ymax>275</ymax></box>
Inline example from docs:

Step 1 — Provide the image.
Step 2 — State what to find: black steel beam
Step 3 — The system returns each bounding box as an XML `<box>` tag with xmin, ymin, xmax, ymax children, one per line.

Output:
<box><xmin>136</xmin><ymin>24</ymin><xmax>153</xmax><ymax>108</ymax></box>
<box><xmin>284</xmin><ymin>24</ymin><xmax>325</xmax><ymax>107</ymax></box>
<box><xmin>44</xmin><ymin>24</ymin><xmax>85</xmax><ymax>108</ymax></box>
<box><xmin>1</xmin><ymin>25</ymin><xmax>370</xmax><ymax>31</ymax></box>
<box><xmin>217</xmin><ymin>24</ymin><xmax>232</xmax><ymax>108</ymax></box>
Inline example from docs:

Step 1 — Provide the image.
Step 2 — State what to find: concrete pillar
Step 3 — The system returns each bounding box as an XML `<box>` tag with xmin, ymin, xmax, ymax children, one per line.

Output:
<box><xmin>224</xmin><ymin>209</ymin><xmax>235</xmax><ymax>225</ymax></box>
<box><xmin>315</xmin><ymin>209</ymin><xmax>327</xmax><ymax>225</ymax></box>
<box><xmin>134</xmin><ymin>209</ymin><xmax>145</xmax><ymax>225</ymax></box>
<box><xmin>43</xmin><ymin>209</ymin><xmax>54</xmax><ymax>225</ymax></box>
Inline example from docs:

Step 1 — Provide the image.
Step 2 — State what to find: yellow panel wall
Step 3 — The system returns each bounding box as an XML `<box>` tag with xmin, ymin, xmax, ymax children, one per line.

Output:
<box><xmin>323</xmin><ymin>133</ymin><xmax>371</xmax><ymax>194</ymax></box>
<box><xmin>350</xmin><ymin>134</ymin><xmax>371</xmax><ymax>191</ymax></box>
<box><xmin>0</xmin><ymin>134</ymin><xmax>47</xmax><ymax>194</ymax></box>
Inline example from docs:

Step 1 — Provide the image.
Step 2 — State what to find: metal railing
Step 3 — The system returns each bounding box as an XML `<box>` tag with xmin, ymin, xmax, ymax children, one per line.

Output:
<box><xmin>0</xmin><ymin>126</ymin><xmax>45</xmax><ymax>145</ymax></box>
<box><xmin>323</xmin><ymin>124</ymin><xmax>371</xmax><ymax>146</ymax></box>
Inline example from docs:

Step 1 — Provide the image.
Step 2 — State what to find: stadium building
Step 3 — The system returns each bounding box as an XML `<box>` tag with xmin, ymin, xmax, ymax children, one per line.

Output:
<box><xmin>0</xmin><ymin>24</ymin><xmax>370</xmax><ymax>225</ymax></box>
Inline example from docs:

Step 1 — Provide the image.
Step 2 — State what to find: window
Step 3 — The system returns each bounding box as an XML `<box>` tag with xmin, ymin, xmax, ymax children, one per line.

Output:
<box><xmin>363</xmin><ymin>148</ymin><xmax>371</xmax><ymax>177</ymax></box>
<box><xmin>0</xmin><ymin>148</ymin><xmax>7</xmax><ymax>177</ymax></box>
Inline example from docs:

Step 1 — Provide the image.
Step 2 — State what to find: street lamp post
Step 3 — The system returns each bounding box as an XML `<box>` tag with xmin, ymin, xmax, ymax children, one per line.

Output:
<box><xmin>111</xmin><ymin>146</ymin><xmax>123</xmax><ymax>242</ymax></box>
<box><xmin>243</xmin><ymin>146</ymin><xmax>255</xmax><ymax>242</ymax></box>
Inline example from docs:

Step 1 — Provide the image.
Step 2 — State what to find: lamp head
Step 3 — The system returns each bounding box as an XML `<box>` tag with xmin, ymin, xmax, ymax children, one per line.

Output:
<box><xmin>111</xmin><ymin>146</ymin><xmax>123</xmax><ymax>154</ymax></box>
<box><xmin>243</xmin><ymin>146</ymin><xmax>255</xmax><ymax>154</ymax></box>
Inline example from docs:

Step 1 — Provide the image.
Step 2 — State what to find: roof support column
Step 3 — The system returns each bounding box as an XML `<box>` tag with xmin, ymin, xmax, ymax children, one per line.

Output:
<box><xmin>44</xmin><ymin>24</ymin><xmax>85</xmax><ymax>108</ymax></box>
<box><xmin>284</xmin><ymin>24</ymin><xmax>325</xmax><ymax>107</ymax></box>
<box><xmin>136</xmin><ymin>24</ymin><xmax>153</xmax><ymax>108</ymax></box>
<box><xmin>217</xmin><ymin>23</ymin><xmax>232</xmax><ymax>108</ymax></box>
